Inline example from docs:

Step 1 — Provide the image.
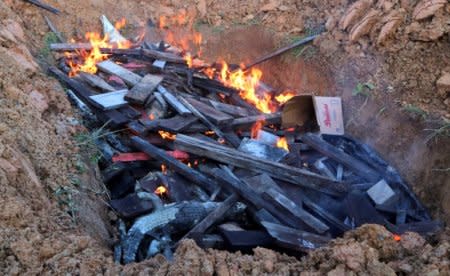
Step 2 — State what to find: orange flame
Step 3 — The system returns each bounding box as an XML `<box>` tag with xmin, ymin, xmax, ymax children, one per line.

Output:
<box><xmin>393</xmin><ymin>235</ymin><xmax>401</xmax><ymax>241</ymax></box>
<box><xmin>204</xmin><ymin>130</ymin><xmax>215</xmax><ymax>135</ymax></box>
<box><xmin>218</xmin><ymin>61</ymin><xmax>275</xmax><ymax>113</ymax></box>
<box><xmin>251</xmin><ymin>119</ymin><xmax>265</xmax><ymax>139</ymax></box>
<box><xmin>275</xmin><ymin>91</ymin><xmax>296</xmax><ymax>104</ymax></box>
<box><xmin>154</xmin><ymin>185</ymin><xmax>168</xmax><ymax>196</ymax></box>
<box><xmin>158</xmin><ymin>130</ymin><xmax>176</xmax><ymax>140</ymax></box>
<box><xmin>114</xmin><ymin>18</ymin><xmax>127</xmax><ymax>30</ymax></box>
<box><xmin>149</xmin><ymin>113</ymin><xmax>155</xmax><ymax>120</ymax></box>
<box><xmin>65</xmin><ymin>19</ymin><xmax>132</xmax><ymax>76</ymax></box>
<box><xmin>185</xmin><ymin>52</ymin><xmax>193</xmax><ymax>68</ymax></box>
<box><xmin>276</xmin><ymin>137</ymin><xmax>289</xmax><ymax>151</ymax></box>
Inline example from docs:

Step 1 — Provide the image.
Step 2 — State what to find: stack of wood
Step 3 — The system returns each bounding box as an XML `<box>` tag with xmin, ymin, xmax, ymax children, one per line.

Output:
<box><xmin>49</xmin><ymin>41</ymin><xmax>440</xmax><ymax>264</ymax></box>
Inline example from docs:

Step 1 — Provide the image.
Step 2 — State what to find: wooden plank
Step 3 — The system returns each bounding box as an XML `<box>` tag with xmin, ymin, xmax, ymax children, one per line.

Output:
<box><xmin>210</xmin><ymin>166</ymin><xmax>307</xmax><ymax>229</ymax></box>
<box><xmin>125</xmin><ymin>74</ymin><xmax>163</xmax><ymax>105</ymax></box>
<box><xmin>89</xmin><ymin>89</ymin><xmax>128</xmax><ymax>110</ymax></box>
<box><xmin>301</xmin><ymin>133</ymin><xmax>381</xmax><ymax>182</ymax></box>
<box><xmin>262</xmin><ymin>187</ymin><xmax>329</xmax><ymax>233</ymax></box>
<box><xmin>156</xmin><ymin>86</ymin><xmax>192</xmax><ymax>116</ymax></box>
<box><xmin>176</xmin><ymin>95</ymin><xmax>241</xmax><ymax>148</ymax></box>
<box><xmin>138</xmin><ymin>115</ymin><xmax>198</xmax><ymax>133</ymax></box>
<box><xmin>175</xmin><ymin>134</ymin><xmax>348</xmax><ymax>196</ymax></box>
<box><xmin>182</xmin><ymin>194</ymin><xmax>239</xmax><ymax>239</ymax></box>
<box><xmin>185</xmin><ymin>97</ymin><xmax>234</xmax><ymax>126</ymax></box>
<box><xmin>261</xmin><ymin>221</ymin><xmax>330</xmax><ymax>251</ymax></box>
<box><xmin>231</xmin><ymin>113</ymin><xmax>282</xmax><ymax>129</ymax></box>
<box><xmin>25</xmin><ymin>0</ymin><xmax>60</xmax><ymax>14</ymax></box>
<box><xmin>244</xmin><ymin>174</ymin><xmax>328</xmax><ymax>233</ymax></box>
<box><xmin>97</xmin><ymin>60</ymin><xmax>142</xmax><ymax>87</ymax></box>
<box><xmin>78</xmin><ymin>72</ymin><xmax>115</xmax><ymax>92</ymax></box>
<box><xmin>50</xmin><ymin>43</ymin><xmax>92</xmax><ymax>51</ymax></box>
<box><xmin>142</xmin><ymin>48</ymin><xmax>185</xmax><ymax>64</ymax></box>
<box><xmin>110</xmin><ymin>193</ymin><xmax>153</xmax><ymax>218</ymax></box>
<box><xmin>131</xmin><ymin>136</ymin><xmax>217</xmax><ymax>194</ymax></box>
<box><xmin>300</xmin><ymin>196</ymin><xmax>351</xmax><ymax>233</ymax></box>
<box><xmin>158</xmin><ymin>115</ymin><xmax>198</xmax><ymax>132</ymax></box>
<box><xmin>48</xmin><ymin>66</ymin><xmax>129</xmax><ymax>127</ymax></box>
<box><xmin>209</xmin><ymin>100</ymin><xmax>251</xmax><ymax>117</ymax></box>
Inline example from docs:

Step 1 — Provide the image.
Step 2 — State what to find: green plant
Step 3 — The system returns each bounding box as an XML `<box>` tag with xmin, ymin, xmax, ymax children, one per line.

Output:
<box><xmin>424</xmin><ymin>120</ymin><xmax>450</xmax><ymax>143</ymax></box>
<box><xmin>353</xmin><ymin>82</ymin><xmax>375</xmax><ymax>97</ymax></box>
<box><xmin>40</xmin><ymin>32</ymin><xmax>59</xmax><ymax>58</ymax></box>
<box><xmin>54</xmin><ymin>185</ymin><xmax>79</xmax><ymax>223</ymax></box>
<box><xmin>376</xmin><ymin>106</ymin><xmax>386</xmax><ymax>118</ymax></box>
<box><xmin>402</xmin><ymin>104</ymin><xmax>428</xmax><ymax>120</ymax></box>
<box><xmin>73</xmin><ymin>121</ymin><xmax>120</xmax><ymax>165</ymax></box>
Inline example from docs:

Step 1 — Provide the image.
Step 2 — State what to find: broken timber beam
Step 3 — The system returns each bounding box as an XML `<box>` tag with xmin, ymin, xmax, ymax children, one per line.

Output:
<box><xmin>125</xmin><ymin>74</ymin><xmax>163</xmax><ymax>105</ymax></box>
<box><xmin>181</xmin><ymin>194</ymin><xmax>239</xmax><ymax>240</ymax></box>
<box><xmin>261</xmin><ymin>221</ymin><xmax>331</xmax><ymax>251</ymax></box>
<box><xmin>156</xmin><ymin>86</ymin><xmax>192</xmax><ymax>116</ymax></box>
<box><xmin>97</xmin><ymin>60</ymin><xmax>142</xmax><ymax>86</ymax></box>
<box><xmin>25</xmin><ymin>0</ymin><xmax>60</xmax><ymax>14</ymax></box>
<box><xmin>176</xmin><ymin>95</ymin><xmax>241</xmax><ymax>148</ymax></box>
<box><xmin>48</xmin><ymin>66</ymin><xmax>131</xmax><ymax>127</ymax></box>
<box><xmin>231</xmin><ymin>113</ymin><xmax>282</xmax><ymax>129</ymax></box>
<box><xmin>185</xmin><ymin>97</ymin><xmax>234</xmax><ymax>126</ymax></box>
<box><xmin>210</xmin><ymin>166</ymin><xmax>311</xmax><ymax>229</ymax></box>
<box><xmin>131</xmin><ymin>136</ymin><xmax>217</xmax><ymax>194</ymax></box>
<box><xmin>175</xmin><ymin>134</ymin><xmax>347</xmax><ymax>196</ymax></box>
<box><xmin>301</xmin><ymin>133</ymin><xmax>381</xmax><ymax>182</ymax></box>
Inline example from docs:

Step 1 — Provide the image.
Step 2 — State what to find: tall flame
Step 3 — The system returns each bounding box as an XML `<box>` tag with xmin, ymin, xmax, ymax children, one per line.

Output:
<box><xmin>218</xmin><ymin>62</ymin><xmax>275</xmax><ymax>114</ymax></box>
<box><xmin>65</xmin><ymin>19</ymin><xmax>132</xmax><ymax>77</ymax></box>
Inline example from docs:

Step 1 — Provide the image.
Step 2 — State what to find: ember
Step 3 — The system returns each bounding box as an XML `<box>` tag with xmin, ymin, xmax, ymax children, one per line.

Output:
<box><xmin>158</xmin><ymin>130</ymin><xmax>176</xmax><ymax>140</ymax></box>
<box><xmin>154</xmin><ymin>185</ymin><xmax>168</xmax><ymax>196</ymax></box>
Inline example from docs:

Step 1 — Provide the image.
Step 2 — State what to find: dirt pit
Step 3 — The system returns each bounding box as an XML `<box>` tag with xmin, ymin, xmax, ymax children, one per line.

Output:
<box><xmin>0</xmin><ymin>0</ymin><xmax>449</xmax><ymax>274</ymax></box>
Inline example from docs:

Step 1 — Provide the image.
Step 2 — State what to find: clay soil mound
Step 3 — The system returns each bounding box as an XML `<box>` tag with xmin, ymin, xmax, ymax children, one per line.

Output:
<box><xmin>0</xmin><ymin>0</ymin><xmax>448</xmax><ymax>274</ymax></box>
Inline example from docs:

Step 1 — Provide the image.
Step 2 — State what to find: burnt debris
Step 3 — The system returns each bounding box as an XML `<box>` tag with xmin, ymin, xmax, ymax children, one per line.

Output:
<box><xmin>48</xmin><ymin>31</ymin><xmax>440</xmax><ymax>264</ymax></box>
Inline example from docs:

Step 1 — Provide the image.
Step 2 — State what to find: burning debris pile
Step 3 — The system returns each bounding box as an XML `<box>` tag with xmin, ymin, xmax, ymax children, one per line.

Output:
<box><xmin>47</xmin><ymin>15</ymin><xmax>440</xmax><ymax>264</ymax></box>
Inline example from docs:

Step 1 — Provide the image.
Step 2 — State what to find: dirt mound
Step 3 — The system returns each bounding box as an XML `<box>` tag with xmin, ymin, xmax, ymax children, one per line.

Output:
<box><xmin>122</xmin><ymin>224</ymin><xmax>450</xmax><ymax>275</ymax></box>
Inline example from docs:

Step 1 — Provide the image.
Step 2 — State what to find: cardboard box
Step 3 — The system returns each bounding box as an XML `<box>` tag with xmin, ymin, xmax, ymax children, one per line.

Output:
<box><xmin>281</xmin><ymin>95</ymin><xmax>344</xmax><ymax>135</ymax></box>
<box><xmin>313</xmin><ymin>96</ymin><xmax>344</xmax><ymax>135</ymax></box>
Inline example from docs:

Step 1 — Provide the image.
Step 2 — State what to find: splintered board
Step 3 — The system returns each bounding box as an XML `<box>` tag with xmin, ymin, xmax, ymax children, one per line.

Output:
<box><xmin>89</xmin><ymin>90</ymin><xmax>128</xmax><ymax>110</ymax></box>
<box><xmin>125</xmin><ymin>74</ymin><xmax>163</xmax><ymax>105</ymax></box>
<box><xmin>97</xmin><ymin>60</ymin><xmax>142</xmax><ymax>86</ymax></box>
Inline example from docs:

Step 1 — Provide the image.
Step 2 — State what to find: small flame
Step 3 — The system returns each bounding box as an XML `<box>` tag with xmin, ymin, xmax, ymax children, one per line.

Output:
<box><xmin>251</xmin><ymin>119</ymin><xmax>265</xmax><ymax>139</ymax></box>
<box><xmin>185</xmin><ymin>52</ymin><xmax>193</xmax><ymax>68</ymax></box>
<box><xmin>188</xmin><ymin>162</ymin><xmax>192</xmax><ymax>168</ymax></box>
<box><xmin>393</xmin><ymin>235</ymin><xmax>401</xmax><ymax>241</ymax></box>
<box><xmin>204</xmin><ymin>130</ymin><xmax>215</xmax><ymax>135</ymax></box>
<box><xmin>149</xmin><ymin>113</ymin><xmax>155</xmax><ymax>120</ymax></box>
<box><xmin>154</xmin><ymin>185</ymin><xmax>168</xmax><ymax>196</ymax></box>
<box><xmin>158</xmin><ymin>130</ymin><xmax>176</xmax><ymax>140</ymax></box>
<box><xmin>275</xmin><ymin>91</ymin><xmax>296</xmax><ymax>104</ymax></box>
<box><xmin>114</xmin><ymin>18</ymin><xmax>127</xmax><ymax>30</ymax></box>
<box><xmin>276</xmin><ymin>137</ymin><xmax>289</xmax><ymax>151</ymax></box>
<box><xmin>161</xmin><ymin>164</ymin><xmax>167</xmax><ymax>175</ymax></box>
